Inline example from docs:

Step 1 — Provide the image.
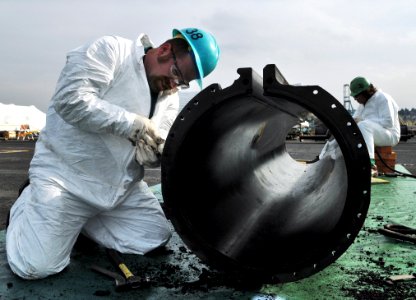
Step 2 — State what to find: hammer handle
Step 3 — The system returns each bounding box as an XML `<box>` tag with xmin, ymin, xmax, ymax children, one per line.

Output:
<box><xmin>106</xmin><ymin>249</ymin><xmax>134</xmax><ymax>279</ymax></box>
<box><xmin>118</xmin><ymin>263</ymin><xmax>134</xmax><ymax>279</ymax></box>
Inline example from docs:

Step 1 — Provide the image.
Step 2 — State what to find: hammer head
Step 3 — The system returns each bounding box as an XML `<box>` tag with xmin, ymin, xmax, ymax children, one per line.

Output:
<box><xmin>115</xmin><ymin>275</ymin><xmax>150</xmax><ymax>292</ymax></box>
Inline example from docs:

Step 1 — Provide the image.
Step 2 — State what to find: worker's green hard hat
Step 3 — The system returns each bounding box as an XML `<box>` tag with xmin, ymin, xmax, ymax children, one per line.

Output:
<box><xmin>350</xmin><ymin>76</ymin><xmax>371</xmax><ymax>97</ymax></box>
<box><xmin>172</xmin><ymin>27</ymin><xmax>220</xmax><ymax>88</ymax></box>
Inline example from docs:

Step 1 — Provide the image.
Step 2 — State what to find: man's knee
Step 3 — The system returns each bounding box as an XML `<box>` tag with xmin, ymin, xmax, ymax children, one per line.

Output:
<box><xmin>141</xmin><ymin>222</ymin><xmax>172</xmax><ymax>254</ymax></box>
<box><xmin>7</xmin><ymin>250</ymin><xmax>65</xmax><ymax>280</ymax></box>
<box><xmin>160</xmin><ymin>223</ymin><xmax>173</xmax><ymax>245</ymax></box>
<box><xmin>357</xmin><ymin>120</ymin><xmax>374</xmax><ymax>134</ymax></box>
<box><xmin>6</xmin><ymin>225</ymin><xmax>69</xmax><ymax>280</ymax></box>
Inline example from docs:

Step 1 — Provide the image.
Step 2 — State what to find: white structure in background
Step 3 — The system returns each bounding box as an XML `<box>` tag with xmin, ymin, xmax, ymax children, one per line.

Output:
<box><xmin>0</xmin><ymin>103</ymin><xmax>46</xmax><ymax>139</ymax></box>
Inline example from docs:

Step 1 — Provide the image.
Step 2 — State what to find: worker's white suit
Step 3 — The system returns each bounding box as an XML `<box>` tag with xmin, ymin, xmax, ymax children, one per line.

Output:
<box><xmin>319</xmin><ymin>90</ymin><xmax>400</xmax><ymax>161</ymax></box>
<box><xmin>352</xmin><ymin>90</ymin><xmax>400</xmax><ymax>159</ymax></box>
<box><xmin>6</xmin><ymin>34</ymin><xmax>179</xmax><ymax>279</ymax></box>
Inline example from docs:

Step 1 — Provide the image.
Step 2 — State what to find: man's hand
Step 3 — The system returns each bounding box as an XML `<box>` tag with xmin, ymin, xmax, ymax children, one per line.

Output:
<box><xmin>135</xmin><ymin>136</ymin><xmax>164</xmax><ymax>168</ymax></box>
<box><xmin>129</xmin><ymin>115</ymin><xmax>164</xmax><ymax>145</ymax></box>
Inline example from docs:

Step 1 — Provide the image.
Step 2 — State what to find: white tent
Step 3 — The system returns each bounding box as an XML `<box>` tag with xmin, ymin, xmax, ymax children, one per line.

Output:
<box><xmin>0</xmin><ymin>103</ymin><xmax>46</xmax><ymax>131</ymax></box>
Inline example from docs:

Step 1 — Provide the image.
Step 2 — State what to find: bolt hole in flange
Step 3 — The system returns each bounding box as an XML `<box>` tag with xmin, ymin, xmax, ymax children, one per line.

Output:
<box><xmin>162</xmin><ymin>65</ymin><xmax>371</xmax><ymax>283</ymax></box>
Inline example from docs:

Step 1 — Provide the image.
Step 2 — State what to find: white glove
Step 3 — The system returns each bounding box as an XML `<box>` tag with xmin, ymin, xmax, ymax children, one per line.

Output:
<box><xmin>128</xmin><ymin>115</ymin><xmax>163</xmax><ymax>145</ymax></box>
<box><xmin>157</xmin><ymin>141</ymin><xmax>165</xmax><ymax>155</ymax></box>
<box><xmin>135</xmin><ymin>137</ymin><xmax>163</xmax><ymax>168</ymax></box>
<box><xmin>318</xmin><ymin>139</ymin><xmax>342</xmax><ymax>160</ymax></box>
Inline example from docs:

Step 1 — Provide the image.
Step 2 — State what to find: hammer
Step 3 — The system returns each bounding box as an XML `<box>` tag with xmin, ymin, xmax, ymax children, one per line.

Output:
<box><xmin>91</xmin><ymin>248</ymin><xmax>149</xmax><ymax>291</ymax></box>
<box><xmin>91</xmin><ymin>264</ymin><xmax>128</xmax><ymax>291</ymax></box>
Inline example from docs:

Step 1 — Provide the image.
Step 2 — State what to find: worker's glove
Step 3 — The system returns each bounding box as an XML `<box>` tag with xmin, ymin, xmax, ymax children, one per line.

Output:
<box><xmin>135</xmin><ymin>134</ymin><xmax>165</xmax><ymax>168</ymax></box>
<box><xmin>157</xmin><ymin>141</ymin><xmax>165</xmax><ymax>155</ymax></box>
<box><xmin>128</xmin><ymin>115</ymin><xmax>163</xmax><ymax>146</ymax></box>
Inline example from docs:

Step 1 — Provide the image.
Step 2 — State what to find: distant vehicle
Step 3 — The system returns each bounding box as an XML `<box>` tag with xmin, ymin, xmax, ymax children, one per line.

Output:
<box><xmin>0</xmin><ymin>130</ymin><xmax>17</xmax><ymax>140</ymax></box>
<box><xmin>299</xmin><ymin>124</ymin><xmax>331</xmax><ymax>142</ymax></box>
<box><xmin>400</xmin><ymin>124</ymin><xmax>414</xmax><ymax>142</ymax></box>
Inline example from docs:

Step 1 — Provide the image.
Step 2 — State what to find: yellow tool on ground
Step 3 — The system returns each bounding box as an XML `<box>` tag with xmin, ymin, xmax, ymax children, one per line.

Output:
<box><xmin>91</xmin><ymin>248</ymin><xmax>149</xmax><ymax>291</ymax></box>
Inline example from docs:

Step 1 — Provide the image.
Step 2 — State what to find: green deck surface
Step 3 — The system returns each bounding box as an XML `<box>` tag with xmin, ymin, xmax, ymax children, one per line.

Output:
<box><xmin>1</xmin><ymin>166</ymin><xmax>415</xmax><ymax>299</ymax></box>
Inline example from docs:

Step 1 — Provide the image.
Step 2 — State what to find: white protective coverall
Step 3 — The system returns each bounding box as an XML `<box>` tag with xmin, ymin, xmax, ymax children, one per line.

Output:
<box><xmin>6</xmin><ymin>34</ymin><xmax>179</xmax><ymax>279</ymax></box>
<box><xmin>319</xmin><ymin>90</ymin><xmax>400</xmax><ymax>161</ymax></box>
<box><xmin>352</xmin><ymin>90</ymin><xmax>400</xmax><ymax>159</ymax></box>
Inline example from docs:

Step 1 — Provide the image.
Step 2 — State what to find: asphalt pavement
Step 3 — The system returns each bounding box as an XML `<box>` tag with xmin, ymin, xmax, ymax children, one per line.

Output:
<box><xmin>1</xmin><ymin>137</ymin><xmax>415</xmax><ymax>229</ymax></box>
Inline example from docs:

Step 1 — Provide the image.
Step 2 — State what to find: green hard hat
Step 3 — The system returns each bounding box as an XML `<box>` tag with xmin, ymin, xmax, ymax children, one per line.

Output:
<box><xmin>350</xmin><ymin>76</ymin><xmax>371</xmax><ymax>97</ymax></box>
<box><xmin>173</xmin><ymin>27</ymin><xmax>220</xmax><ymax>88</ymax></box>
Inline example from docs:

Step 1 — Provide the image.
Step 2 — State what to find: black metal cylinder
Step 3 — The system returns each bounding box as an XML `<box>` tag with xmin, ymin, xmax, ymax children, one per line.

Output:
<box><xmin>161</xmin><ymin>65</ymin><xmax>371</xmax><ymax>282</ymax></box>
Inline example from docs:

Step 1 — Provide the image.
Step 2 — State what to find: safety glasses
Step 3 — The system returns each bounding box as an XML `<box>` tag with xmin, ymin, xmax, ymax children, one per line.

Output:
<box><xmin>170</xmin><ymin>49</ymin><xmax>190</xmax><ymax>89</ymax></box>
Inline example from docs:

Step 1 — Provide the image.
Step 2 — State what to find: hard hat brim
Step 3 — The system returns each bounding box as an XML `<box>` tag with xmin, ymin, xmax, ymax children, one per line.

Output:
<box><xmin>173</xmin><ymin>28</ymin><xmax>204</xmax><ymax>89</ymax></box>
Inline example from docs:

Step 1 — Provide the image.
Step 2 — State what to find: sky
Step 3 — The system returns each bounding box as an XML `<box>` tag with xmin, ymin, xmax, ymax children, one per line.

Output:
<box><xmin>1</xmin><ymin>0</ymin><xmax>415</xmax><ymax>113</ymax></box>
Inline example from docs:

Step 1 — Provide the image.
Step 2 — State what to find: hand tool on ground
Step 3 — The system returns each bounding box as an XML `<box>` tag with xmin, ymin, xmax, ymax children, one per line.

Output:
<box><xmin>91</xmin><ymin>248</ymin><xmax>149</xmax><ymax>291</ymax></box>
<box><xmin>378</xmin><ymin>224</ymin><xmax>416</xmax><ymax>244</ymax></box>
<box><xmin>91</xmin><ymin>264</ymin><xmax>129</xmax><ymax>291</ymax></box>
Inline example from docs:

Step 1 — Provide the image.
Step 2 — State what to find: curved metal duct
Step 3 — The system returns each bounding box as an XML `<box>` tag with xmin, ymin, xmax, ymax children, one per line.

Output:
<box><xmin>161</xmin><ymin>65</ymin><xmax>371</xmax><ymax>283</ymax></box>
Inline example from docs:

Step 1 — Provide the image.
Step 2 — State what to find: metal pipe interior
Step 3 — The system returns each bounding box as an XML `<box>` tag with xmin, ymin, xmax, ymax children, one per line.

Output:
<box><xmin>172</xmin><ymin>94</ymin><xmax>347</xmax><ymax>269</ymax></box>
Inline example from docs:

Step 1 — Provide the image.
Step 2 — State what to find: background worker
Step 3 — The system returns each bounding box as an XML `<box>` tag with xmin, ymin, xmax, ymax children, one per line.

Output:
<box><xmin>6</xmin><ymin>27</ymin><xmax>220</xmax><ymax>279</ymax></box>
<box><xmin>350</xmin><ymin>77</ymin><xmax>401</xmax><ymax>176</ymax></box>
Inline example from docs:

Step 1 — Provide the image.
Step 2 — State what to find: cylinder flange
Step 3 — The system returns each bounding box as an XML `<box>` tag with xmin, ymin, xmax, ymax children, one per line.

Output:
<box><xmin>161</xmin><ymin>65</ymin><xmax>371</xmax><ymax>282</ymax></box>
